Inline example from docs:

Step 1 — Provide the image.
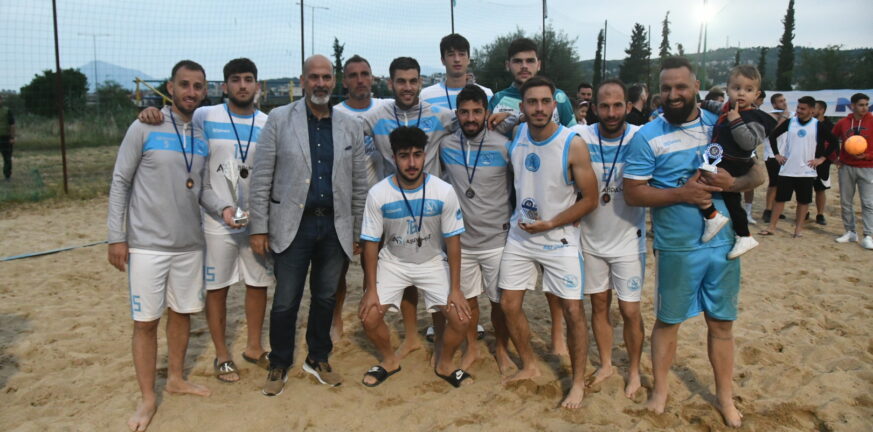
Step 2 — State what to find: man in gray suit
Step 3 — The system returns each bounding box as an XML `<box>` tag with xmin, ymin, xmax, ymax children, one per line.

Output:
<box><xmin>249</xmin><ymin>55</ymin><xmax>367</xmax><ymax>396</ymax></box>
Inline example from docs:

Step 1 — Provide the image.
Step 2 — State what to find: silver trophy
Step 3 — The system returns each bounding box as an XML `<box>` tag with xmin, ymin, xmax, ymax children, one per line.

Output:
<box><xmin>700</xmin><ymin>143</ymin><xmax>724</xmax><ymax>173</ymax></box>
<box><xmin>520</xmin><ymin>198</ymin><xmax>539</xmax><ymax>225</ymax></box>
<box><xmin>222</xmin><ymin>159</ymin><xmax>249</xmax><ymax>226</ymax></box>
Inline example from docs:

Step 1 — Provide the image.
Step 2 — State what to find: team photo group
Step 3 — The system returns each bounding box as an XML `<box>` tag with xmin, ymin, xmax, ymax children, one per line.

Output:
<box><xmin>107</xmin><ymin>31</ymin><xmax>873</xmax><ymax>432</ymax></box>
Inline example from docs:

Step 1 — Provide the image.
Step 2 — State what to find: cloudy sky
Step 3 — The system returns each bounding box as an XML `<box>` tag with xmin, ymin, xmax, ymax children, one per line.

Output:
<box><xmin>1</xmin><ymin>0</ymin><xmax>870</xmax><ymax>91</ymax></box>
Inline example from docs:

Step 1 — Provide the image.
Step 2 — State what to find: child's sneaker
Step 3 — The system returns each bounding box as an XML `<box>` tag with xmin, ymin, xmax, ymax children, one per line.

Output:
<box><xmin>727</xmin><ymin>236</ymin><xmax>759</xmax><ymax>259</ymax></box>
<box><xmin>702</xmin><ymin>212</ymin><xmax>730</xmax><ymax>243</ymax></box>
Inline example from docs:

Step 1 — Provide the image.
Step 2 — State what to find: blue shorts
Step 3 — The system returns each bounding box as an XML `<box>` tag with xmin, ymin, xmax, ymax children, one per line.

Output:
<box><xmin>654</xmin><ymin>244</ymin><xmax>740</xmax><ymax>324</ymax></box>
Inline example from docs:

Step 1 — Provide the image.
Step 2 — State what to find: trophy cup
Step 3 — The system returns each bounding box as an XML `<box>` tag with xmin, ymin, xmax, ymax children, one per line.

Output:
<box><xmin>520</xmin><ymin>198</ymin><xmax>539</xmax><ymax>225</ymax></box>
<box><xmin>700</xmin><ymin>143</ymin><xmax>723</xmax><ymax>173</ymax></box>
<box><xmin>222</xmin><ymin>159</ymin><xmax>249</xmax><ymax>226</ymax></box>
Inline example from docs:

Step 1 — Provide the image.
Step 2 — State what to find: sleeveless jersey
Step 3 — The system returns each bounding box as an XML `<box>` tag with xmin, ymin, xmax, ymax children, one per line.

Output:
<box><xmin>779</xmin><ymin>117</ymin><xmax>819</xmax><ymax>178</ymax></box>
<box><xmin>507</xmin><ymin>123</ymin><xmax>580</xmax><ymax>255</ymax></box>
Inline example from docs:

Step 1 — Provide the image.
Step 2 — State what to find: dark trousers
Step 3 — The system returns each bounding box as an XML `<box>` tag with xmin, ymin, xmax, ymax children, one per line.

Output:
<box><xmin>703</xmin><ymin>157</ymin><xmax>753</xmax><ymax>237</ymax></box>
<box><xmin>269</xmin><ymin>214</ymin><xmax>347</xmax><ymax>369</ymax></box>
<box><xmin>1</xmin><ymin>141</ymin><xmax>11</xmax><ymax>179</ymax></box>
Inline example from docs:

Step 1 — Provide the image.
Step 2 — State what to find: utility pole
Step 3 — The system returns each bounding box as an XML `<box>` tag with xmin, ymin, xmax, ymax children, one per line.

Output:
<box><xmin>77</xmin><ymin>32</ymin><xmax>110</xmax><ymax>116</ymax></box>
<box><xmin>296</xmin><ymin>2</ymin><xmax>329</xmax><ymax>57</ymax></box>
<box><xmin>602</xmin><ymin>20</ymin><xmax>608</xmax><ymax>79</ymax></box>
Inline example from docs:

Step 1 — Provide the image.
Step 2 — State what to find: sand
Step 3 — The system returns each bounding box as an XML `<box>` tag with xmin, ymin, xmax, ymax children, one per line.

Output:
<box><xmin>1</xmin><ymin>180</ymin><xmax>872</xmax><ymax>431</ymax></box>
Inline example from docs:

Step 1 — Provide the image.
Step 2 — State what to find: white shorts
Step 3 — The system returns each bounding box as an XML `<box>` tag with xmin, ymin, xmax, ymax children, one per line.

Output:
<box><xmin>128</xmin><ymin>249</ymin><xmax>205</xmax><ymax>322</ymax></box>
<box><xmin>498</xmin><ymin>240</ymin><xmax>584</xmax><ymax>300</ymax></box>
<box><xmin>377</xmin><ymin>255</ymin><xmax>449</xmax><ymax>313</ymax></box>
<box><xmin>460</xmin><ymin>247</ymin><xmax>503</xmax><ymax>303</ymax></box>
<box><xmin>204</xmin><ymin>232</ymin><xmax>274</xmax><ymax>290</ymax></box>
<box><xmin>582</xmin><ymin>252</ymin><xmax>646</xmax><ymax>302</ymax></box>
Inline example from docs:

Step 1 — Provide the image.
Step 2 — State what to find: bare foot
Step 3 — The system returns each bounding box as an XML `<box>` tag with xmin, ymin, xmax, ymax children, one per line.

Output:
<box><xmin>127</xmin><ymin>397</ymin><xmax>156</xmax><ymax>431</ymax></box>
<box><xmin>624</xmin><ymin>372</ymin><xmax>642</xmax><ymax>399</ymax></box>
<box><xmin>460</xmin><ymin>344</ymin><xmax>480</xmax><ymax>371</ymax></box>
<box><xmin>585</xmin><ymin>365</ymin><xmax>615</xmax><ymax>388</ymax></box>
<box><xmin>502</xmin><ymin>366</ymin><xmax>541</xmax><ymax>384</ymax></box>
<box><xmin>644</xmin><ymin>391</ymin><xmax>668</xmax><ymax>414</ymax></box>
<box><xmin>494</xmin><ymin>350</ymin><xmax>515</xmax><ymax>376</ymax></box>
<box><xmin>561</xmin><ymin>383</ymin><xmax>585</xmax><ymax>409</ymax></box>
<box><xmin>550</xmin><ymin>340</ymin><xmax>569</xmax><ymax>357</ymax></box>
<box><xmin>395</xmin><ymin>338</ymin><xmax>423</xmax><ymax>359</ymax></box>
<box><xmin>165</xmin><ymin>379</ymin><xmax>211</xmax><ymax>397</ymax></box>
<box><xmin>716</xmin><ymin>400</ymin><xmax>743</xmax><ymax>428</ymax></box>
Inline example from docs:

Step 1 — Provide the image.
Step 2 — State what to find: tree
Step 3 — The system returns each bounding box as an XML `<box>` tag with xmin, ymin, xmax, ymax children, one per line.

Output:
<box><xmin>677</xmin><ymin>43</ymin><xmax>685</xmax><ymax>57</ymax></box>
<box><xmin>592</xmin><ymin>30</ymin><xmax>604</xmax><ymax>88</ymax></box>
<box><xmin>97</xmin><ymin>81</ymin><xmax>135</xmax><ymax>112</ymax></box>
<box><xmin>658</xmin><ymin>12</ymin><xmax>672</xmax><ymax>61</ymax></box>
<box><xmin>798</xmin><ymin>45</ymin><xmax>845</xmax><ymax>90</ymax></box>
<box><xmin>619</xmin><ymin>23</ymin><xmax>651</xmax><ymax>85</ymax></box>
<box><xmin>734</xmin><ymin>49</ymin><xmax>741</xmax><ymax>66</ymax></box>
<box><xmin>473</xmin><ymin>27</ymin><xmax>584</xmax><ymax>96</ymax></box>
<box><xmin>20</xmin><ymin>68</ymin><xmax>87</xmax><ymax>117</ymax></box>
<box><xmin>332</xmin><ymin>37</ymin><xmax>345</xmax><ymax>97</ymax></box>
<box><xmin>775</xmin><ymin>0</ymin><xmax>795</xmax><ymax>89</ymax></box>
<box><xmin>757</xmin><ymin>47</ymin><xmax>769</xmax><ymax>88</ymax></box>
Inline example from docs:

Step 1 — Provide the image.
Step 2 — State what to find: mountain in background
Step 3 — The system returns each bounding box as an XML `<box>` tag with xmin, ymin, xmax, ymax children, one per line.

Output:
<box><xmin>77</xmin><ymin>60</ymin><xmax>153</xmax><ymax>91</ymax></box>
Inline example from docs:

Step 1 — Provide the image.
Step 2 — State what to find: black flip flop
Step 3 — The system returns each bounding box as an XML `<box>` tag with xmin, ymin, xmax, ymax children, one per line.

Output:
<box><xmin>362</xmin><ymin>365</ymin><xmax>401</xmax><ymax>387</ymax></box>
<box><xmin>242</xmin><ymin>351</ymin><xmax>270</xmax><ymax>370</ymax></box>
<box><xmin>435</xmin><ymin>368</ymin><xmax>473</xmax><ymax>388</ymax></box>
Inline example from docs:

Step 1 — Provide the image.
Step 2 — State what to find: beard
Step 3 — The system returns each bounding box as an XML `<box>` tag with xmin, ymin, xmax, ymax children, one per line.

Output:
<box><xmin>309</xmin><ymin>93</ymin><xmax>330</xmax><ymax>105</ymax></box>
<box><xmin>228</xmin><ymin>92</ymin><xmax>255</xmax><ymax>109</ymax></box>
<box><xmin>599</xmin><ymin>116</ymin><xmax>626</xmax><ymax>135</ymax></box>
<box><xmin>461</xmin><ymin>121</ymin><xmax>485</xmax><ymax>138</ymax></box>
<box><xmin>662</xmin><ymin>97</ymin><xmax>696</xmax><ymax>125</ymax></box>
<box><xmin>398</xmin><ymin>167</ymin><xmax>423</xmax><ymax>185</ymax></box>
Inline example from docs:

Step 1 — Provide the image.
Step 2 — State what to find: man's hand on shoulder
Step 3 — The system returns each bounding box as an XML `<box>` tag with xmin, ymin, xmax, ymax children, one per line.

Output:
<box><xmin>137</xmin><ymin>107</ymin><xmax>163</xmax><ymax>125</ymax></box>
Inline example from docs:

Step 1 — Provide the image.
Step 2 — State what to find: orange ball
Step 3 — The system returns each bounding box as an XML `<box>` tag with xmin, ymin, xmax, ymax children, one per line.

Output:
<box><xmin>844</xmin><ymin>135</ymin><xmax>868</xmax><ymax>156</ymax></box>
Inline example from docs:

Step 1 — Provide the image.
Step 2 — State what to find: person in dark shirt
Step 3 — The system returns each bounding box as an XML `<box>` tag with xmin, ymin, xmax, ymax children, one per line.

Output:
<box><xmin>626</xmin><ymin>83</ymin><xmax>649</xmax><ymax>125</ymax></box>
<box><xmin>0</xmin><ymin>94</ymin><xmax>16</xmax><ymax>180</ymax></box>
<box><xmin>813</xmin><ymin>100</ymin><xmax>837</xmax><ymax>225</ymax></box>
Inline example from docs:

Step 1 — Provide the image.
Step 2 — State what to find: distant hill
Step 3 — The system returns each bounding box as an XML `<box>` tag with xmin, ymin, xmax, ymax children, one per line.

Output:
<box><xmin>77</xmin><ymin>61</ymin><xmax>153</xmax><ymax>91</ymax></box>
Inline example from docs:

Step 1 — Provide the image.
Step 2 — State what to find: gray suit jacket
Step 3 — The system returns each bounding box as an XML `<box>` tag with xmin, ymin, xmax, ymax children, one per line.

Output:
<box><xmin>249</xmin><ymin>100</ymin><xmax>367</xmax><ymax>258</ymax></box>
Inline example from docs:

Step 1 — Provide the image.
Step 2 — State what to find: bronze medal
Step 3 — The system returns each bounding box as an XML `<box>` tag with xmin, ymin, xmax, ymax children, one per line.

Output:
<box><xmin>601</xmin><ymin>193</ymin><xmax>611</xmax><ymax>204</ymax></box>
<box><xmin>186</xmin><ymin>177</ymin><xmax>194</xmax><ymax>189</ymax></box>
<box><xmin>465</xmin><ymin>187</ymin><xmax>475</xmax><ymax>199</ymax></box>
<box><xmin>240</xmin><ymin>167</ymin><xmax>249</xmax><ymax>179</ymax></box>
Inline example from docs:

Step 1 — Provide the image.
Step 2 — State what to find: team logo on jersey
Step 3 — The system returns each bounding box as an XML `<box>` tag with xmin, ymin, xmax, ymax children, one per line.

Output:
<box><xmin>420</xmin><ymin>118</ymin><xmax>433</xmax><ymax>130</ymax></box>
<box><xmin>524</xmin><ymin>153</ymin><xmax>541</xmax><ymax>172</ymax></box>
<box><xmin>677</xmin><ymin>176</ymin><xmax>688</xmax><ymax>186</ymax></box>
<box><xmin>562</xmin><ymin>274</ymin><xmax>579</xmax><ymax>288</ymax></box>
<box><xmin>628</xmin><ymin>276</ymin><xmax>641</xmax><ymax>291</ymax></box>
<box><xmin>797</xmin><ymin>129</ymin><xmax>807</xmax><ymax>138</ymax></box>
<box><xmin>424</xmin><ymin>200</ymin><xmax>439</xmax><ymax>215</ymax></box>
<box><xmin>456</xmin><ymin>208</ymin><xmax>462</xmax><ymax>220</ymax></box>
<box><xmin>406</xmin><ymin>219</ymin><xmax>420</xmax><ymax>235</ymax></box>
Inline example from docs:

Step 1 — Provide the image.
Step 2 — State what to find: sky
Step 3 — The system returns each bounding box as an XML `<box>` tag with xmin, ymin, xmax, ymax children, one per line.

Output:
<box><xmin>1</xmin><ymin>0</ymin><xmax>871</xmax><ymax>91</ymax></box>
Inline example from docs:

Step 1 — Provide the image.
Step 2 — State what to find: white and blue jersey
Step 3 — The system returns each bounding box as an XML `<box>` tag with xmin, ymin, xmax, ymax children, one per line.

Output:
<box><xmin>420</xmin><ymin>82</ymin><xmax>493</xmax><ymax>111</ymax></box>
<box><xmin>194</xmin><ymin>104</ymin><xmax>267</xmax><ymax>235</ymax></box>
<box><xmin>623</xmin><ymin>111</ymin><xmax>735</xmax><ymax>251</ymax></box>
<box><xmin>573</xmin><ymin>123</ymin><xmax>646</xmax><ymax>257</ymax></box>
<box><xmin>507</xmin><ymin>123</ymin><xmax>581</xmax><ymax>255</ymax></box>
<box><xmin>360</xmin><ymin>173</ymin><xmax>465</xmax><ymax>264</ymax></box>
<box><xmin>334</xmin><ymin>98</ymin><xmax>392</xmax><ymax>186</ymax></box>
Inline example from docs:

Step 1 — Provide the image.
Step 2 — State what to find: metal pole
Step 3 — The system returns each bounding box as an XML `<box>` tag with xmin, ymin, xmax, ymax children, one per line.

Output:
<box><xmin>311</xmin><ymin>10</ymin><xmax>314</xmax><ymax>54</ymax></box>
<box><xmin>541</xmin><ymin>0</ymin><xmax>546</xmax><ymax>74</ymax></box>
<box><xmin>300</xmin><ymin>0</ymin><xmax>304</xmax><ymax>75</ymax></box>
<box><xmin>52</xmin><ymin>0</ymin><xmax>68</xmax><ymax>194</ymax></box>
<box><xmin>450</xmin><ymin>0</ymin><xmax>454</xmax><ymax>34</ymax></box>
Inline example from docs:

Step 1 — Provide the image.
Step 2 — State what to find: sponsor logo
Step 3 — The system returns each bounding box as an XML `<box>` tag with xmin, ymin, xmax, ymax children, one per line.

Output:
<box><xmin>628</xmin><ymin>276</ymin><xmax>641</xmax><ymax>291</ymax></box>
<box><xmin>797</xmin><ymin>129</ymin><xmax>807</xmax><ymax>138</ymax></box>
<box><xmin>456</xmin><ymin>208</ymin><xmax>463</xmax><ymax>220</ymax></box>
<box><xmin>562</xmin><ymin>274</ymin><xmax>579</xmax><ymax>288</ymax></box>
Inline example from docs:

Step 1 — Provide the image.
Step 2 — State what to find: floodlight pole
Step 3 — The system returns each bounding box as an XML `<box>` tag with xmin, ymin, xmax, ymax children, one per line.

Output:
<box><xmin>78</xmin><ymin>32</ymin><xmax>110</xmax><ymax>116</ymax></box>
<box><xmin>52</xmin><ymin>0</ymin><xmax>68</xmax><ymax>194</ymax></box>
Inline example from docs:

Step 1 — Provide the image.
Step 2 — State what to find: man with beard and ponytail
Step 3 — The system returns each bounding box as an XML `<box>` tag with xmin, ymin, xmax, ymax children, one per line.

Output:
<box><xmin>249</xmin><ymin>55</ymin><xmax>368</xmax><ymax>396</ymax></box>
<box><xmin>108</xmin><ymin>60</ymin><xmax>212</xmax><ymax>432</ymax></box>
<box><xmin>438</xmin><ymin>84</ymin><xmax>514</xmax><ymax>374</ymax></box>
<box><xmin>623</xmin><ymin>56</ymin><xmax>765</xmax><ymax>427</ymax></box>
<box><xmin>570</xmin><ymin>78</ymin><xmax>646</xmax><ymax>398</ymax></box>
<box><xmin>137</xmin><ymin>59</ymin><xmax>274</xmax><ymax>383</ymax></box>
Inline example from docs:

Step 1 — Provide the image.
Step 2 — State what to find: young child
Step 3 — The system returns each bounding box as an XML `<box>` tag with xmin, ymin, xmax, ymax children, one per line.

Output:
<box><xmin>699</xmin><ymin>65</ymin><xmax>776</xmax><ymax>259</ymax></box>
<box><xmin>574</xmin><ymin>100</ymin><xmax>589</xmax><ymax>125</ymax></box>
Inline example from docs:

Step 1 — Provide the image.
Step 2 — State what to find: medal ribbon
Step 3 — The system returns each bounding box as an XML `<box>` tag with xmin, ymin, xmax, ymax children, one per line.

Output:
<box><xmin>225</xmin><ymin>103</ymin><xmax>256</xmax><ymax>163</ymax></box>
<box><xmin>393</xmin><ymin>103</ymin><xmax>423</xmax><ymax>129</ymax></box>
<box><xmin>596</xmin><ymin>125</ymin><xmax>627</xmax><ymax>196</ymax></box>
<box><xmin>398</xmin><ymin>174</ymin><xmax>427</xmax><ymax>245</ymax></box>
<box><xmin>169</xmin><ymin>108</ymin><xmax>194</xmax><ymax>176</ymax></box>
<box><xmin>459</xmin><ymin>129</ymin><xmax>486</xmax><ymax>187</ymax></box>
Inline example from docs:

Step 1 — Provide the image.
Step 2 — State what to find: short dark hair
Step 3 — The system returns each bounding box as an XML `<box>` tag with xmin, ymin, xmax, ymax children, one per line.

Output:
<box><xmin>343</xmin><ymin>55</ymin><xmax>371</xmax><ymax>73</ymax></box>
<box><xmin>659</xmin><ymin>56</ymin><xmax>694</xmax><ymax>74</ymax></box>
<box><xmin>797</xmin><ymin>96</ymin><xmax>816</xmax><ymax>108</ymax></box>
<box><xmin>577</xmin><ymin>82</ymin><xmax>593</xmax><ymax>92</ymax></box>
<box><xmin>595</xmin><ymin>78</ymin><xmax>627</xmax><ymax>103</ymax></box>
<box><xmin>815</xmin><ymin>100</ymin><xmax>828</xmax><ymax>110</ymax></box>
<box><xmin>508</xmin><ymin>38</ymin><xmax>538</xmax><ymax>59</ymax></box>
<box><xmin>770</xmin><ymin>92</ymin><xmax>784</xmax><ymax>104</ymax></box>
<box><xmin>439</xmin><ymin>33</ymin><xmax>470</xmax><ymax>58</ymax></box>
<box><xmin>704</xmin><ymin>87</ymin><xmax>725</xmax><ymax>101</ymax></box>
<box><xmin>758</xmin><ymin>89</ymin><xmax>766</xmax><ymax>100</ymax></box>
<box><xmin>171</xmin><ymin>60</ymin><xmax>205</xmax><ymax>80</ymax></box>
<box><xmin>223</xmin><ymin>58</ymin><xmax>257</xmax><ymax>82</ymax></box>
<box><xmin>851</xmin><ymin>93</ymin><xmax>869</xmax><ymax>104</ymax></box>
<box><xmin>456</xmin><ymin>84</ymin><xmax>488</xmax><ymax>110</ymax></box>
<box><xmin>519</xmin><ymin>75</ymin><xmax>555</xmax><ymax>99</ymax></box>
<box><xmin>389</xmin><ymin>57</ymin><xmax>420</xmax><ymax>79</ymax></box>
<box><xmin>389</xmin><ymin>126</ymin><xmax>427</xmax><ymax>154</ymax></box>
<box><xmin>628</xmin><ymin>84</ymin><xmax>648</xmax><ymax>103</ymax></box>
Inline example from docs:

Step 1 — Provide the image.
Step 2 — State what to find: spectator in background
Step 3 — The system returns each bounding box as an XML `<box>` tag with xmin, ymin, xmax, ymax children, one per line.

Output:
<box><xmin>0</xmin><ymin>94</ymin><xmax>16</xmax><ymax>180</ymax></box>
<box><xmin>704</xmin><ymin>86</ymin><xmax>725</xmax><ymax>103</ymax></box>
<box><xmin>813</xmin><ymin>100</ymin><xmax>837</xmax><ymax>225</ymax></box>
<box><xmin>762</xmin><ymin>92</ymin><xmax>792</xmax><ymax>223</ymax></box>
<box><xmin>832</xmin><ymin>93</ymin><xmax>873</xmax><ymax>249</ymax></box>
<box><xmin>648</xmin><ymin>94</ymin><xmax>662</xmax><ymax>123</ymax></box>
<box><xmin>626</xmin><ymin>83</ymin><xmax>649</xmax><ymax>126</ymax></box>
<box><xmin>574</xmin><ymin>100</ymin><xmax>589</xmax><ymax>126</ymax></box>
<box><xmin>576</xmin><ymin>82</ymin><xmax>598</xmax><ymax>124</ymax></box>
